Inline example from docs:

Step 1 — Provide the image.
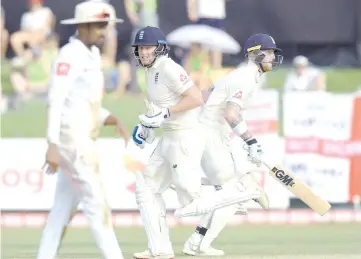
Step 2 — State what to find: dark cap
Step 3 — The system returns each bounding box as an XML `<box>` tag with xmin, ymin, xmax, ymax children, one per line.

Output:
<box><xmin>243</xmin><ymin>33</ymin><xmax>282</xmax><ymax>56</ymax></box>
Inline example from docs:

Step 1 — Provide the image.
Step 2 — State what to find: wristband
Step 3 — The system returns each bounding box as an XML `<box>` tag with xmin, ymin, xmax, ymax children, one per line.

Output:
<box><xmin>232</xmin><ymin>121</ymin><xmax>248</xmax><ymax>137</ymax></box>
<box><xmin>245</xmin><ymin>138</ymin><xmax>258</xmax><ymax>146</ymax></box>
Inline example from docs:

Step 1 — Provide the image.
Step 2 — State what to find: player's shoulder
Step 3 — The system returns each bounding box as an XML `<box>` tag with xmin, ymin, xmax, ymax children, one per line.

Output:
<box><xmin>233</xmin><ymin>63</ymin><xmax>254</xmax><ymax>75</ymax></box>
<box><xmin>161</xmin><ymin>57</ymin><xmax>189</xmax><ymax>78</ymax></box>
<box><xmin>56</xmin><ymin>41</ymin><xmax>82</xmax><ymax>63</ymax></box>
<box><xmin>163</xmin><ymin>57</ymin><xmax>186</xmax><ymax>72</ymax></box>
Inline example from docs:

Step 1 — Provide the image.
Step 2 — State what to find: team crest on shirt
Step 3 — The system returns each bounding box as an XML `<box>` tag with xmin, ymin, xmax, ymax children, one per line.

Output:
<box><xmin>56</xmin><ymin>62</ymin><xmax>70</xmax><ymax>76</ymax></box>
<box><xmin>232</xmin><ymin>90</ymin><xmax>243</xmax><ymax>99</ymax></box>
<box><xmin>180</xmin><ymin>73</ymin><xmax>188</xmax><ymax>82</ymax></box>
<box><xmin>154</xmin><ymin>72</ymin><xmax>159</xmax><ymax>84</ymax></box>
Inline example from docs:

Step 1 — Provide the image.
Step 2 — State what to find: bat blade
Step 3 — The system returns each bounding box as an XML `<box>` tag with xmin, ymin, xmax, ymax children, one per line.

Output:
<box><xmin>264</xmin><ymin>162</ymin><xmax>331</xmax><ymax>216</ymax></box>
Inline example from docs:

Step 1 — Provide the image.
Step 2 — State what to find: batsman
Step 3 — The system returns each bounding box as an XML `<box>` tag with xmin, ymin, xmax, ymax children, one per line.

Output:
<box><xmin>180</xmin><ymin>33</ymin><xmax>284</xmax><ymax>256</ymax></box>
<box><xmin>131</xmin><ymin>26</ymin><xmax>259</xmax><ymax>259</ymax></box>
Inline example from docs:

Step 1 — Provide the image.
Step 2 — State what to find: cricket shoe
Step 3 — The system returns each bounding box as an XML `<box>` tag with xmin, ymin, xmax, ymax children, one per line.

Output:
<box><xmin>182</xmin><ymin>239</ymin><xmax>224</xmax><ymax>256</ymax></box>
<box><xmin>133</xmin><ymin>249</ymin><xmax>175</xmax><ymax>259</ymax></box>
<box><xmin>240</xmin><ymin>172</ymin><xmax>269</xmax><ymax>209</ymax></box>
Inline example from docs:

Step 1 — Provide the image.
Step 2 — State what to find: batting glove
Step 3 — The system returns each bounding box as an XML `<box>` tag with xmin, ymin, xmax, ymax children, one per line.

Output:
<box><xmin>243</xmin><ymin>138</ymin><xmax>264</xmax><ymax>167</ymax></box>
<box><xmin>138</xmin><ymin>107</ymin><xmax>171</xmax><ymax>128</ymax></box>
<box><xmin>132</xmin><ymin>124</ymin><xmax>156</xmax><ymax>149</ymax></box>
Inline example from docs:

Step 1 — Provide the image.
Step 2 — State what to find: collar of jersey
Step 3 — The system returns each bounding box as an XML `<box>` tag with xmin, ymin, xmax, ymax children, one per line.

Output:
<box><xmin>148</xmin><ymin>55</ymin><xmax>167</xmax><ymax>70</ymax></box>
<box><xmin>247</xmin><ymin>61</ymin><xmax>262</xmax><ymax>82</ymax></box>
<box><xmin>69</xmin><ymin>36</ymin><xmax>99</xmax><ymax>59</ymax></box>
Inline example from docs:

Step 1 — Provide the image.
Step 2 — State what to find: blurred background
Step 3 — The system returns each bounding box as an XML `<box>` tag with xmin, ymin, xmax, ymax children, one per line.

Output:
<box><xmin>1</xmin><ymin>0</ymin><xmax>361</xmax><ymax>258</ymax></box>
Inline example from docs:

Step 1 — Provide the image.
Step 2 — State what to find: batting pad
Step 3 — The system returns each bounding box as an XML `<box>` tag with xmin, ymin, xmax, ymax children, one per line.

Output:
<box><xmin>135</xmin><ymin>173</ymin><xmax>162</xmax><ymax>255</ymax></box>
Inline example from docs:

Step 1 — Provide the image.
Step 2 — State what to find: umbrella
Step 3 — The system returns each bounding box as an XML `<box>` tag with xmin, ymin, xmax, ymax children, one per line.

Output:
<box><xmin>166</xmin><ymin>24</ymin><xmax>241</xmax><ymax>54</ymax></box>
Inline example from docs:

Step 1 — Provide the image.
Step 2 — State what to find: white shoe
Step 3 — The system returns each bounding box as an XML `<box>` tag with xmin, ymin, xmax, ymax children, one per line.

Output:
<box><xmin>183</xmin><ymin>240</ymin><xmax>224</xmax><ymax>256</ymax></box>
<box><xmin>133</xmin><ymin>249</ymin><xmax>175</xmax><ymax>259</ymax></box>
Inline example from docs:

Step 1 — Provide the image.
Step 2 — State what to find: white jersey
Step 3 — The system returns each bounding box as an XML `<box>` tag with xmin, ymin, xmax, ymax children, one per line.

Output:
<box><xmin>47</xmin><ymin>37</ymin><xmax>110</xmax><ymax>146</ymax></box>
<box><xmin>145</xmin><ymin>56</ymin><xmax>199</xmax><ymax>131</ymax></box>
<box><xmin>200</xmin><ymin>62</ymin><xmax>261</xmax><ymax>133</ymax></box>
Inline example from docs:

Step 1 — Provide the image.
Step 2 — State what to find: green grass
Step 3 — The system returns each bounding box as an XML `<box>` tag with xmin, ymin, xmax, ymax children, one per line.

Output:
<box><xmin>267</xmin><ymin>68</ymin><xmax>361</xmax><ymax>93</ymax></box>
<box><xmin>1</xmin><ymin>95</ymin><xmax>145</xmax><ymax>138</ymax></box>
<box><xmin>1</xmin><ymin>68</ymin><xmax>360</xmax><ymax>138</ymax></box>
<box><xmin>1</xmin><ymin>224</ymin><xmax>361</xmax><ymax>258</ymax></box>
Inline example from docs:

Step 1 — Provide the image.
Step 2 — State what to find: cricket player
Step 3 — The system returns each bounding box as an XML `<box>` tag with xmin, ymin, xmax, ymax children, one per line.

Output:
<box><xmin>181</xmin><ymin>33</ymin><xmax>283</xmax><ymax>256</ymax></box>
<box><xmin>130</xmin><ymin>26</ymin><xmax>259</xmax><ymax>259</ymax></box>
<box><xmin>36</xmin><ymin>2</ymin><xmax>128</xmax><ymax>259</ymax></box>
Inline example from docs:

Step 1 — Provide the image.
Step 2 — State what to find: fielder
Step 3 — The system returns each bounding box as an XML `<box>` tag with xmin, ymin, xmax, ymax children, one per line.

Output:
<box><xmin>130</xmin><ymin>26</ymin><xmax>259</xmax><ymax>259</ymax></box>
<box><xmin>181</xmin><ymin>33</ymin><xmax>283</xmax><ymax>256</ymax></box>
<box><xmin>36</xmin><ymin>2</ymin><xmax>128</xmax><ymax>259</ymax></box>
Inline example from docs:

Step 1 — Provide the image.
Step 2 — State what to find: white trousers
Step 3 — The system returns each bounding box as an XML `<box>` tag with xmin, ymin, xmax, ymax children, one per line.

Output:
<box><xmin>37</xmin><ymin>141</ymin><xmax>123</xmax><ymax>259</ymax></box>
<box><xmin>143</xmin><ymin>128</ymin><xmax>203</xmax><ymax>205</ymax></box>
<box><xmin>201</xmin><ymin>127</ymin><xmax>238</xmax><ymax>185</ymax></box>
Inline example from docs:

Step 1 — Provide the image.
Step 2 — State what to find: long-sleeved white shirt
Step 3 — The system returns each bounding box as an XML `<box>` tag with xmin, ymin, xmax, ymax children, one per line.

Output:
<box><xmin>200</xmin><ymin>62</ymin><xmax>261</xmax><ymax>134</ymax></box>
<box><xmin>47</xmin><ymin>37</ymin><xmax>110</xmax><ymax>146</ymax></box>
<box><xmin>145</xmin><ymin>56</ymin><xmax>199</xmax><ymax>131</ymax></box>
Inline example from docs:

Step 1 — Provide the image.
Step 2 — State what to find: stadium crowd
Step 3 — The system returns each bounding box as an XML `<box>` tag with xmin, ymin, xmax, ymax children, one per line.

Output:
<box><xmin>0</xmin><ymin>0</ymin><xmax>327</xmax><ymax>113</ymax></box>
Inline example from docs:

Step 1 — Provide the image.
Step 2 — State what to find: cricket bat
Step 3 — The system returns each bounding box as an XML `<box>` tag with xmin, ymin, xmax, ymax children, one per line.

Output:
<box><xmin>262</xmin><ymin>160</ymin><xmax>331</xmax><ymax>216</ymax></box>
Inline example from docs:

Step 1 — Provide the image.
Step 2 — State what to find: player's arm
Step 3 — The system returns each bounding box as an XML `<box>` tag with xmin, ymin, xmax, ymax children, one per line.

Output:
<box><xmin>201</xmin><ymin>84</ymin><xmax>215</xmax><ymax>103</ymax></box>
<box><xmin>45</xmin><ymin>51</ymin><xmax>75</xmax><ymax>170</ymax></box>
<box><xmin>168</xmin><ymin>66</ymin><xmax>203</xmax><ymax>114</ymax></box>
<box><xmin>224</xmin><ymin>83</ymin><xmax>263</xmax><ymax>166</ymax></box>
<box><xmin>138</xmin><ymin>65</ymin><xmax>202</xmax><ymax>128</ymax></box>
<box><xmin>100</xmin><ymin>108</ymin><xmax>130</xmax><ymax>145</ymax></box>
<box><xmin>47</xmin><ymin>53</ymin><xmax>75</xmax><ymax>145</ymax></box>
<box><xmin>224</xmin><ymin>101</ymin><xmax>252</xmax><ymax>141</ymax></box>
<box><xmin>169</xmin><ymin>85</ymin><xmax>203</xmax><ymax>114</ymax></box>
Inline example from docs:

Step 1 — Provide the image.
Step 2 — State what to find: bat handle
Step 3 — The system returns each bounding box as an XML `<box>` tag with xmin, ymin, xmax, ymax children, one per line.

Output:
<box><xmin>261</xmin><ymin>159</ymin><xmax>272</xmax><ymax>170</ymax></box>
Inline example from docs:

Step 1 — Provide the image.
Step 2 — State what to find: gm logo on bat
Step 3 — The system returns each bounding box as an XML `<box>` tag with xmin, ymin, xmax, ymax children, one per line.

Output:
<box><xmin>271</xmin><ymin>167</ymin><xmax>295</xmax><ymax>187</ymax></box>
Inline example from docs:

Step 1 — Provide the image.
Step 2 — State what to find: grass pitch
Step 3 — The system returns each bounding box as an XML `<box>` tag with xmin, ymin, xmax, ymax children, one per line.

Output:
<box><xmin>1</xmin><ymin>224</ymin><xmax>361</xmax><ymax>259</ymax></box>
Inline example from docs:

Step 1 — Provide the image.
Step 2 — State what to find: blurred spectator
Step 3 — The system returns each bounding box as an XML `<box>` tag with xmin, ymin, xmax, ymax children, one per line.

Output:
<box><xmin>1</xmin><ymin>6</ymin><xmax>9</xmax><ymax>57</ymax></box>
<box><xmin>186</xmin><ymin>0</ymin><xmax>226</xmax><ymax>69</ymax></box>
<box><xmin>124</xmin><ymin>0</ymin><xmax>159</xmax><ymax>93</ymax></box>
<box><xmin>10</xmin><ymin>0</ymin><xmax>55</xmax><ymax>63</ymax></box>
<box><xmin>90</xmin><ymin>0</ymin><xmax>130</xmax><ymax>97</ymax></box>
<box><xmin>125</xmin><ymin>0</ymin><xmax>158</xmax><ymax>28</ymax></box>
<box><xmin>98</xmin><ymin>0</ymin><xmax>117</xmax><ymax>67</ymax></box>
<box><xmin>284</xmin><ymin>55</ymin><xmax>326</xmax><ymax>92</ymax></box>
<box><xmin>9</xmin><ymin>34</ymin><xmax>59</xmax><ymax>102</ymax></box>
<box><xmin>183</xmin><ymin>43</ymin><xmax>212</xmax><ymax>91</ymax></box>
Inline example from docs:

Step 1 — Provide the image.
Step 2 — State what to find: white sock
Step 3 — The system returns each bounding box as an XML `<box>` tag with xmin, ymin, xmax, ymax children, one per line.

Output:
<box><xmin>189</xmin><ymin>212</ymin><xmax>214</xmax><ymax>245</ymax></box>
<box><xmin>188</xmin><ymin>184</ymin><xmax>238</xmax><ymax>250</ymax></box>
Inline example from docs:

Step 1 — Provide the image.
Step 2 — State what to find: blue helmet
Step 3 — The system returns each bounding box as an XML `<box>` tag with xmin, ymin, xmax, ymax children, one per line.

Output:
<box><xmin>243</xmin><ymin>33</ymin><xmax>283</xmax><ymax>68</ymax></box>
<box><xmin>132</xmin><ymin>26</ymin><xmax>170</xmax><ymax>67</ymax></box>
<box><xmin>243</xmin><ymin>33</ymin><xmax>282</xmax><ymax>57</ymax></box>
